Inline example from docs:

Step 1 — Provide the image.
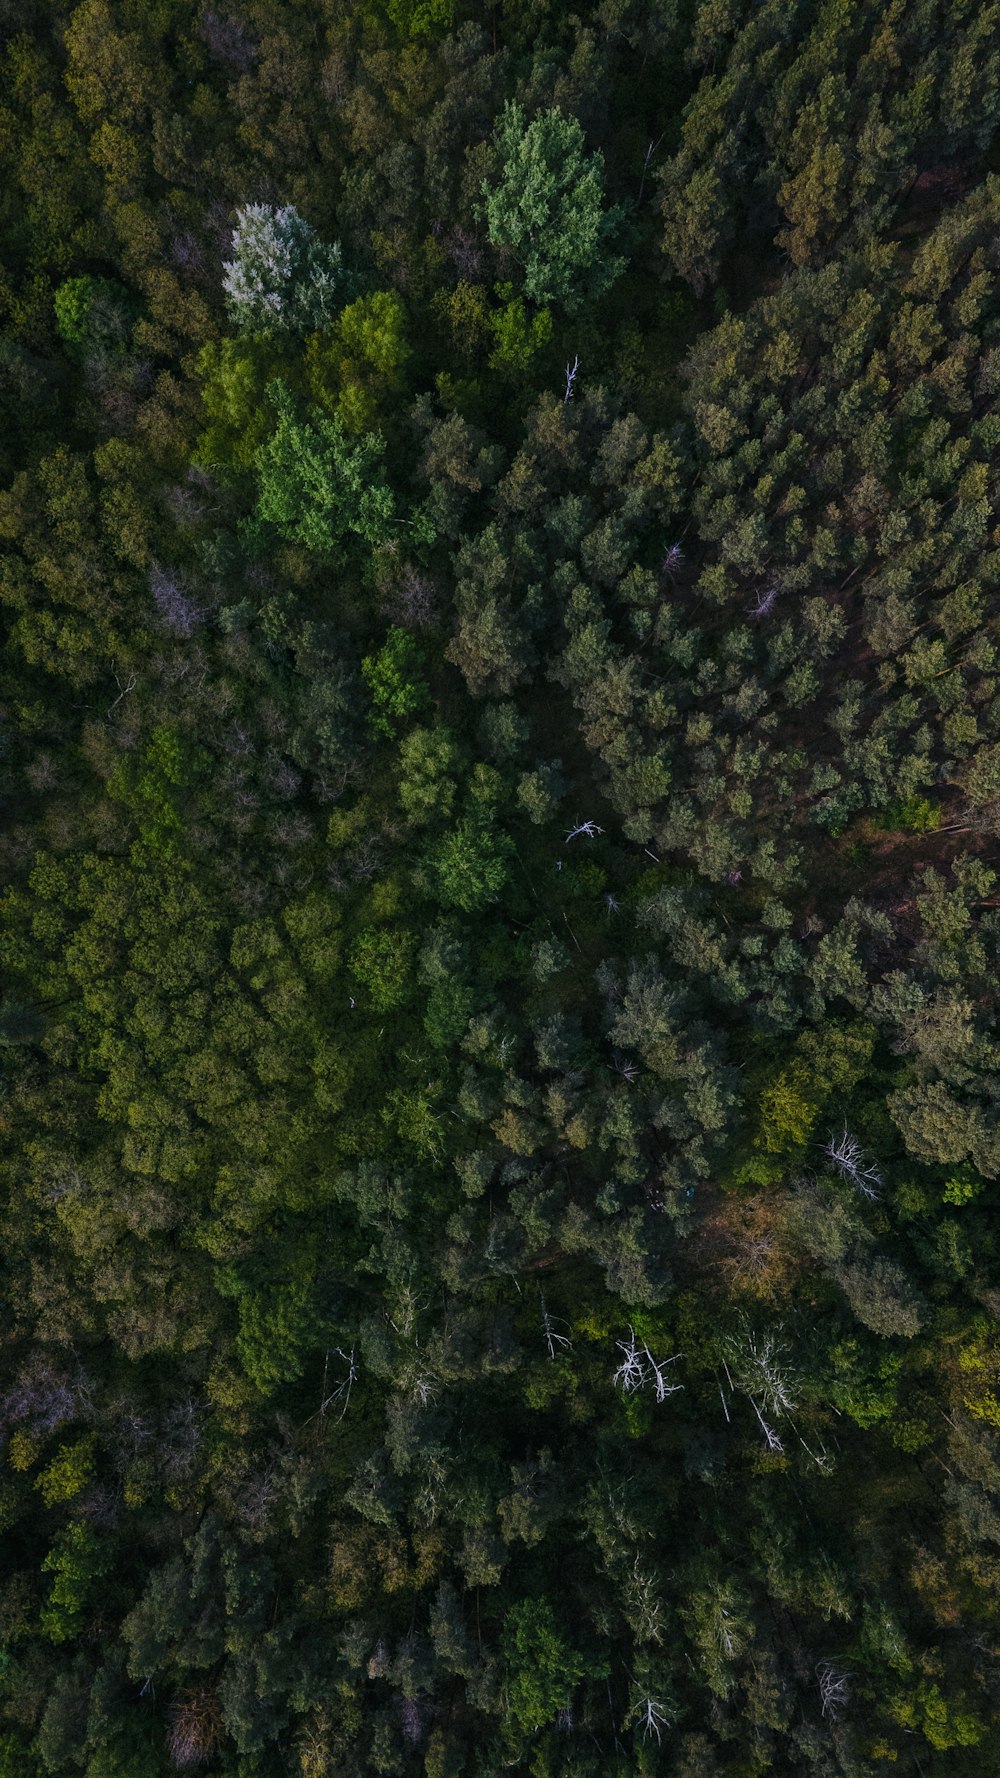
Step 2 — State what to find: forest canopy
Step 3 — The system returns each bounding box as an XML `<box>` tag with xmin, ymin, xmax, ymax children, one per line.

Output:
<box><xmin>1</xmin><ymin>3</ymin><xmax>1000</xmax><ymax>1777</ymax></box>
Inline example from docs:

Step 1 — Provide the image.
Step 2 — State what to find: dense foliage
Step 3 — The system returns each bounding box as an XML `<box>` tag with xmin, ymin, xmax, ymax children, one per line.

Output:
<box><xmin>1</xmin><ymin>4</ymin><xmax>1000</xmax><ymax>1775</ymax></box>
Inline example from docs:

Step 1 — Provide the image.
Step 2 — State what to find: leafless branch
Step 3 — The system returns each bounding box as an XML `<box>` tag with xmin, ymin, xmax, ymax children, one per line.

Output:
<box><xmin>661</xmin><ymin>542</ymin><xmax>685</xmax><ymax>580</ymax></box>
<box><xmin>107</xmin><ymin>671</ymin><xmax>136</xmax><ymax>717</ymax></box>
<box><xmin>320</xmin><ymin>1346</ymin><xmax>357</xmax><ymax>1420</ymax></box>
<box><xmin>540</xmin><ymin>1292</ymin><xmax>572</xmax><ymax>1360</ymax></box>
<box><xmin>824</xmin><ymin>1127</ymin><xmax>881</xmax><ymax>1199</ymax></box>
<box><xmin>638</xmin><ymin>1696</ymin><xmax>670</xmax><ymax>1743</ymax></box>
<box><xmin>747</xmin><ymin>577</ymin><xmax>781</xmax><ymax>619</ymax></box>
<box><xmin>816</xmin><ymin>1660</ymin><xmax>850</xmax><ymax>1720</ymax></box>
<box><xmin>613</xmin><ymin>1328</ymin><xmax>683</xmax><ymax>1401</ymax></box>
<box><xmin>613</xmin><ymin>1327</ymin><xmax>647</xmax><ymax>1394</ymax></box>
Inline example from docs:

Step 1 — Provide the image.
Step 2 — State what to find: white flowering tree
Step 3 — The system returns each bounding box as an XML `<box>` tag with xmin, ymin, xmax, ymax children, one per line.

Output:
<box><xmin>222</xmin><ymin>203</ymin><xmax>349</xmax><ymax>338</ymax></box>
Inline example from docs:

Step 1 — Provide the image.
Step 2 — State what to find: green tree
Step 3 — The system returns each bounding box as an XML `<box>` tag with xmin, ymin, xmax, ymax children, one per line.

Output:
<box><xmin>53</xmin><ymin>275</ymin><xmax>134</xmax><ymax>358</ymax></box>
<box><xmin>41</xmin><ymin>1523</ymin><xmax>110</xmax><ymax>1643</ymax></box>
<box><xmin>398</xmin><ymin>726</ymin><xmax>460</xmax><ymax>824</ymax></box>
<box><xmin>361</xmin><ymin>629</ymin><xmax>428</xmax><ymax>736</ymax></box>
<box><xmin>34</xmin><ymin>1437</ymin><xmax>96</xmax><ymax>1508</ymax></box>
<box><xmin>349</xmin><ymin>925</ymin><xmax>415</xmax><ymax>1010</ymax></box>
<box><xmin>216</xmin><ymin>1266</ymin><xmax>323</xmax><ymax>1393</ymax></box>
<box><xmin>251</xmin><ymin>383</ymin><xmax>395</xmax><ymax>558</ymax></box>
<box><xmin>481</xmin><ymin>105</ymin><xmax>626</xmax><ymax>313</ymax></box>
<box><xmin>487</xmin><ymin>287</ymin><xmax>553</xmax><ymax>375</ymax></box>
<box><xmin>426</xmin><ymin>810</ymin><xmax>511</xmax><ymax>913</ymax></box>
<box><xmin>501</xmin><ymin>1600</ymin><xmax>591</xmax><ymax>1733</ymax></box>
<box><xmin>306</xmin><ymin>289</ymin><xmax>410</xmax><ymax>432</ymax></box>
<box><xmin>385</xmin><ymin>0</ymin><xmax>454</xmax><ymax>37</ymax></box>
<box><xmin>195</xmin><ymin>336</ymin><xmax>282</xmax><ymax>476</ymax></box>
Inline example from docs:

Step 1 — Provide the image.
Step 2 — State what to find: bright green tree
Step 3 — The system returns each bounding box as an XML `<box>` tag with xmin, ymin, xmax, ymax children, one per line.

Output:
<box><xmin>251</xmin><ymin>383</ymin><xmax>395</xmax><ymax>558</ymax></box>
<box><xmin>501</xmin><ymin>1599</ymin><xmax>592</xmax><ymax>1733</ymax></box>
<box><xmin>361</xmin><ymin>628</ymin><xmax>428</xmax><ymax>736</ymax></box>
<box><xmin>40</xmin><ymin>1524</ymin><xmax>110</xmax><ymax>1643</ymax></box>
<box><xmin>481</xmin><ymin>105</ymin><xmax>625</xmax><ymax>313</ymax></box>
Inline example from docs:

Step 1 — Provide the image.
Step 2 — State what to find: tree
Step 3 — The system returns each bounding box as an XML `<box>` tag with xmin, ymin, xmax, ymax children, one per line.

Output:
<box><xmin>40</xmin><ymin>1524</ymin><xmax>110</xmax><ymax>1643</ymax></box>
<box><xmin>223</xmin><ymin>204</ymin><xmax>351</xmax><ymax>339</ymax></box>
<box><xmin>194</xmin><ymin>336</ymin><xmax>281</xmax><ymax>476</ymax></box>
<box><xmin>251</xmin><ymin>383</ymin><xmax>395</xmax><ymax>557</ymax></box>
<box><xmin>501</xmin><ymin>1600</ymin><xmax>593</xmax><ymax>1734</ymax></box>
<box><xmin>487</xmin><ymin>287</ymin><xmax>553</xmax><ymax>377</ymax></box>
<box><xmin>34</xmin><ymin>1436</ymin><xmax>96</xmax><ymax>1507</ymax></box>
<box><xmin>889</xmin><ymin>1080</ymin><xmax>1000</xmax><ymax>1176</ymax></box>
<box><xmin>398</xmin><ymin>727</ymin><xmax>460</xmax><ymax>825</ymax></box>
<box><xmin>425</xmin><ymin>811</ymin><xmax>511</xmax><ymax>912</ymax></box>
<box><xmin>385</xmin><ymin>0</ymin><xmax>455</xmax><ymax>38</ymax></box>
<box><xmin>480</xmin><ymin>105</ymin><xmax>626</xmax><ymax>313</ymax></box>
<box><xmin>53</xmin><ymin>275</ymin><xmax>135</xmax><ymax>359</ymax></box>
<box><xmin>361</xmin><ymin>629</ymin><xmax>428</xmax><ymax>736</ymax></box>
<box><xmin>836</xmin><ymin>1252</ymin><xmax>925</xmax><ymax>1339</ymax></box>
<box><xmin>350</xmin><ymin>924</ymin><xmax>415</xmax><ymax>1010</ymax></box>
<box><xmin>216</xmin><ymin>1265</ymin><xmax>324</xmax><ymax>1392</ymax></box>
<box><xmin>306</xmin><ymin>290</ymin><xmax>410</xmax><ymax>432</ymax></box>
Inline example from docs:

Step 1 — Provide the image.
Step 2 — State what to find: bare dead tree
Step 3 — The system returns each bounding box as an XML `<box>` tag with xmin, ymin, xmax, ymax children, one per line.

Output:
<box><xmin>565</xmin><ymin>819</ymin><xmax>604</xmax><ymax>841</ymax></box>
<box><xmin>638</xmin><ymin>134</ymin><xmax>664</xmax><ymax>203</ymax></box>
<box><xmin>160</xmin><ymin>1397</ymin><xmax>203</xmax><ymax>1485</ymax></box>
<box><xmin>613</xmin><ymin>1326</ymin><xmax>647</xmax><ymax>1394</ymax></box>
<box><xmin>377</xmin><ymin>560</ymin><xmax>439</xmax><ymax>630</ymax></box>
<box><xmin>387</xmin><ymin>1283</ymin><xmax>425</xmax><ymax>1340</ymax></box>
<box><xmin>644</xmin><ymin>1346</ymin><xmax>684</xmax><ymax>1404</ymax></box>
<box><xmin>716</xmin><ymin>1372</ymin><xmax>732</xmax><ymax>1422</ymax></box>
<box><xmin>441</xmin><ymin>226</ymin><xmax>483</xmax><ymax>279</ymax></box>
<box><xmin>106</xmin><ymin>1401</ymin><xmax>153</xmax><ymax>1465</ymax></box>
<box><xmin>239</xmin><ymin>1465</ymin><xmax>278</xmax><ymax>1532</ymax></box>
<box><xmin>637</xmin><ymin>1696</ymin><xmax>670</xmax><ymax>1744</ymax></box>
<box><xmin>936</xmin><ymin>797</ymin><xmax>1000</xmax><ymax>838</ymax></box>
<box><xmin>168</xmin><ymin>229</ymin><xmax>207</xmax><ymax>278</ymax></box>
<box><xmin>816</xmin><ymin>1660</ymin><xmax>851</xmax><ymax>1720</ymax></box>
<box><xmin>794</xmin><ymin>1425</ymin><xmax>834</xmax><ymax>1474</ymax></box>
<box><xmin>167</xmin><ymin>1687</ymin><xmax>223</xmax><ymax>1768</ymax></box>
<box><xmin>540</xmin><ymin>1292</ymin><xmax>572</xmax><ymax>1360</ymax></box>
<box><xmin>200</xmin><ymin>10</ymin><xmax>258</xmax><ymax>72</ymax></box>
<box><xmin>410</xmin><ymin>1372</ymin><xmax>438</xmax><ymax>1406</ymax></box>
<box><xmin>269</xmin><ymin>811</ymin><xmax>314</xmax><ymax>850</ymax></box>
<box><xmin>661</xmin><ymin>542</ymin><xmax>685</xmax><ymax>580</ymax></box>
<box><xmin>1</xmin><ymin>1354</ymin><xmax>81</xmax><ymax>1440</ymax></box>
<box><xmin>265</xmin><ymin>756</ymin><xmax>302</xmax><ymax>800</ymax></box>
<box><xmin>824</xmin><ymin>1127</ymin><xmax>882</xmax><ymax>1199</ymax></box>
<box><xmin>747</xmin><ymin>577</ymin><xmax>781</xmax><ymax>618</ymax></box>
<box><xmin>149</xmin><ymin>564</ymin><xmax>205</xmax><ymax>637</ymax></box>
<box><xmin>107</xmin><ymin>670</ymin><xmax>136</xmax><ymax>717</ymax></box>
<box><xmin>723</xmin><ymin>1221</ymin><xmax>778</xmax><ymax>1291</ymax></box>
<box><xmin>613</xmin><ymin>1328</ymin><xmax>683</xmax><ymax>1401</ymax></box>
<box><xmin>400</xmin><ymin>1697</ymin><xmax>424</xmax><ymax>1746</ymax></box>
<box><xmin>564</xmin><ymin>355</ymin><xmax>580</xmax><ymax>402</ymax></box>
<box><xmin>320</xmin><ymin>1346</ymin><xmax>357</xmax><ymax>1420</ymax></box>
<box><xmin>347</xmin><ymin>837</ymin><xmax>383</xmax><ymax>880</ymax></box>
<box><xmin>414</xmin><ymin>1450</ymin><xmax>449</xmax><ymax>1525</ymax></box>
<box><xmin>749</xmin><ymin>1396</ymin><xmax>784</xmax><ymax>1454</ymax></box>
<box><xmin>627</xmin><ymin>1556</ymin><xmax>664</xmax><ymax>1644</ymax></box>
<box><xmin>736</xmin><ymin>1329</ymin><xmax>799</xmax><ymax>1417</ymax></box>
